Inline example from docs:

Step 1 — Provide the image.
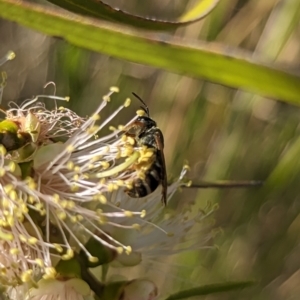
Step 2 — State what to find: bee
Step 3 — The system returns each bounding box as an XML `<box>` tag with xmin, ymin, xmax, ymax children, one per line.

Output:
<box><xmin>123</xmin><ymin>93</ymin><xmax>167</xmax><ymax>206</ymax></box>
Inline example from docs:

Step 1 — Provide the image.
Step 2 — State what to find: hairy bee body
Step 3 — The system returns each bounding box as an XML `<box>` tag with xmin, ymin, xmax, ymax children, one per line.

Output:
<box><xmin>124</xmin><ymin>94</ymin><xmax>167</xmax><ymax>205</ymax></box>
<box><xmin>126</xmin><ymin>126</ymin><xmax>166</xmax><ymax>200</ymax></box>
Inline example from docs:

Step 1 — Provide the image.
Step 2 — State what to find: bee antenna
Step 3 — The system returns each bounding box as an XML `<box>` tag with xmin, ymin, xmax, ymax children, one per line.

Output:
<box><xmin>132</xmin><ymin>92</ymin><xmax>150</xmax><ymax>117</ymax></box>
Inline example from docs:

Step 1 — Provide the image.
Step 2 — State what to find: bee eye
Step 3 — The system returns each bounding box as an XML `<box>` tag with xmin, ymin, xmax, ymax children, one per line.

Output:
<box><xmin>137</xmin><ymin>116</ymin><xmax>147</xmax><ymax>122</ymax></box>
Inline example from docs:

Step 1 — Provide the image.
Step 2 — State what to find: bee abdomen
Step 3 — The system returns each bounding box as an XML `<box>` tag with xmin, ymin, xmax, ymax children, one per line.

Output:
<box><xmin>126</xmin><ymin>161</ymin><xmax>162</xmax><ymax>198</ymax></box>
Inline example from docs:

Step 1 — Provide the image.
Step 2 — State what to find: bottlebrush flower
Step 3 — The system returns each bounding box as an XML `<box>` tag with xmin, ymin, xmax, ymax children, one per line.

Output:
<box><xmin>102</xmin><ymin>167</ymin><xmax>216</xmax><ymax>267</ymax></box>
<box><xmin>0</xmin><ymin>86</ymin><xmax>147</xmax><ymax>286</ymax></box>
<box><xmin>0</xmin><ymin>52</ymin><xmax>215</xmax><ymax>300</ymax></box>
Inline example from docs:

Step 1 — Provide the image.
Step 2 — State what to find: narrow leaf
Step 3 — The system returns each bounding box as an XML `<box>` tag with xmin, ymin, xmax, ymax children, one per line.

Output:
<box><xmin>0</xmin><ymin>0</ymin><xmax>300</xmax><ymax>104</ymax></box>
<box><xmin>165</xmin><ymin>281</ymin><xmax>255</xmax><ymax>300</ymax></box>
<box><xmin>46</xmin><ymin>0</ymin><xmax>220</xmax><ymax>30</ymax></box>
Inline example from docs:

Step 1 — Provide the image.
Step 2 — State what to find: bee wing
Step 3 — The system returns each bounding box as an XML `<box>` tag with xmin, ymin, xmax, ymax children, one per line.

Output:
<box><xmin>154</xmin><ymin>130</ymin><xmax>167</xmax><ymax>206</ymax></box>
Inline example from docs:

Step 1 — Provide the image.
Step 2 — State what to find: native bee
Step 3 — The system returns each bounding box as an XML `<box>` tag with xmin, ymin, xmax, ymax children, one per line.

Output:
<box><xmin>123</xmin><ymin>93</ymin><xmax>167</xmax><ymax>205</ymax></box>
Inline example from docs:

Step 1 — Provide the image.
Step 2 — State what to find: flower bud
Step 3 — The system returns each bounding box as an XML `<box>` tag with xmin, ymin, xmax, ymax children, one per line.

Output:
<box><xmin>122</xmin><ymin>279</ymin><xmax>158</xmax><ymax>300</ymax></box>
<box><xmin>25</xmin><ymin>278</ymin><xmax>94</xmax><ymax>300</ymax></box>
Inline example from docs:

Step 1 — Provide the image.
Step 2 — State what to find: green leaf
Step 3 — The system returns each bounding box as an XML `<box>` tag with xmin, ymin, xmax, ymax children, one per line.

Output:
<box><xmin>165</xmin><ymin>281</ymin><xmax>255</xmax><ymax>300</ymax></box>
<box><xmin>0</xmin><ymin>0</ymin><xmax>300</xmax><ymax>104</ymax></box>
<box><xmin>55</xmin><ymin>258</ymin><xmax>82</xmax><ymax>278</ymax></box>
<box><xmin>46</xmin><ymin>0</ymin><xmax>220</xmax><ymax>30</ymax></box>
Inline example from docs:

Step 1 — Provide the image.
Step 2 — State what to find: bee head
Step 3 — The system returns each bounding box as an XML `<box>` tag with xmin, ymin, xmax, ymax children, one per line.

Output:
<box><xmin>130</xmin><ymin>93</ymin><xmax>157</xmax><ymax>134</ymax></box>
<box><xmin>136</xmin><ymin>116</ymin><xmax>157</xmax><ymax>130</ymax></box>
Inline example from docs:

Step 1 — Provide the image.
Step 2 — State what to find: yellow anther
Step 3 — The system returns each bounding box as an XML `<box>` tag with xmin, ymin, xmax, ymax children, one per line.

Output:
<box><xmin>103</xmin><ymin>146</ymin><xmax>110</xmax><ymax>153</ymax></box>
<box><xmin>124</xmin><ymin>98</ymin><xmax>131</xmax><ymax>107</ymax></box>
<box><xmin>125</xmin><ymin>246</ymin><xmax>132</xmax><ymax>255</ymax></box>
<box><xmin>21</xmin><ymin>270</ymin><xmax>33</xmax><ymax>282</ymax></box>
<box><xmin>0</xmin><ymin>145</ymin><xmax>7</xmax><ymax>155</ymax></box>
<box><xmin>90</xmin><ymin>114</ymin><xmax>100</xmax><ymax>123</ymax></box>
<box><xmin>90</xmin><ymin>155</ymin><xmax>102</xmax><ymax>163</ymax></box>
<box><xmin>121</xmin><ymin>146</ymin><xmax>134</xmax><ymax>157</ymax></box>
<box><xmin>103</xmin><ymin>95</ymin><xmax>110</xmax><ymax>102</ymax></box>
<box><xmin>74</xmin><ymin>166</ymin><xmax>81</xmax><ymax>173</ymax></box>
<box><xmin>101</xmin><ymin>161</ymin><xmax>110</xmax><ymax>170</ymax></box>
<box><xmin>35</xmin><ymin>259</ymin><xmax>44</xmax><ymax>268</ymax></box>
<box><xmin>109</xmin><ymin>126</ymin><xmax>117</xmax><ymax>131</ymax></box>
<box><xmin>99</xmin><ymin>215</ymin><xmax>107</xmax><ymax>224</ymax></box>
<box><xmin>140</xmin><ymin>210</ymin><xmax>146</xmax><ymax>218</ymax></box>
<box><xmin>7</xmin><ymin>51</ymin><xmax>16</xmax><ymax>61</ymax></box>
<box><xmin>118</xmin><ymin>125</ymin><xmax>125</xmax><ymax>130</ymax></box>
<box><xmin>7</xmin><ymin>216</ymin><xmax>15</xmax><ymax>227</ymax></box>
<box><xmin>124</xmin><ymin>211</ymin><xmax>133</xmax><ymax>217</ymax></box>
<box><xmin>35</xmin><ymin>202</ymin><xmax>44</xmax><ymax>211</ymax></box>
<box><xmin>9</xmin><ymin>190</ymin><xmax>17</xmax><ymax>200</ymax></box>
<box><xmin>43</xmin><ymin>267</ymin><xmax>57</xmax><ymax>279</ymax></box>
<box><xmin>132</xmin><ymin>224</ymin><xmax>141</xmax><ymax>230</ymax></box>
<box><xmin>183</xmin><ymin>164</ymin><xmax>190</xmax><ymax>171</ymax></box>
<box><xmin>57</xmin><ymin>211</ymin><xmax>67</xmax><ymax>220</ymax></box>
<box><xmin>167</xmin><ymin>232</ymin><xmax>174</xmax><ymax>237</ymax></box>
<box><xmin>0</xmin><ymin>229</ymin><xmax>13</xmax><ymax>241</ymax></box>
<box><xmin>116</xmin><ymin>180</ymin><xmax>124</xmax><ymax>187</ymax></box>
<box><xmin>126</xmin><ymin>182</ymin><xmax>133</xmax><ymax>190</ymax></box>
<box><xmin>186</xmin><ymin>180</ymin><xmax>192</xmax><ymax>187</ymax></box>
<box><xmin>67</xmin><ymin>200</ymin><xmax>75</xmax><ymax>209</ymax></box>
<box><xmin>88</xmin><ymin>256</ymin><xmax>99</xmax><ymax>263</ymax></box>
<box><xmin>19</xmin><ymin>235</ymin><xmax>27</xmax><ymax>243</ymax></box>
<box><xmin>4</xmin><ymin>184</ymin><xmax>14</xmax><ymax>194</ymax></box>
<box><xmin>21</xmin><ymin>203</ymin><xmax>29</xmax><ymax>214</ymax></box>
<box><xmin>8</xmin><ymin>161</ymin><xmax>16</xmax><ymax>172</ymax></box>
<box><xmin>26</xmin><ymin>178</ymin><xmax>36</xmax><ymax>190</ymax></box>
<box><xmin>138</xmin><ymin>172</ymin><xmax>146</xmax><ymax>180</ymax></box>
<box><xmin>136</xmin><ymin>109</ymin><xmax>146</xmax><ymax>116</ymax></box>
<box><xmin>61</xmin><ymin>249</ymin><xmax>74</xmax><ymax>260</ymax></box>
<box><xmin>28</xmin><ymin>237</ymin><xmax>38</xmax><ymax>244</ymax></box>
<box><xmin>115</xmin><ymin>149</ymin><xmax>121</xmax><ymax>159</ymax></box>
<box><xmin>61</xmin><ymin>200</ymin><xmax>68</xmax><ymax>208</ymax></box>
<box><xmin>54</xmin><ymin>244</ymin><xmax>63</xmax><ymax>253</ymax></box>
<box><xmin>107</xmin><ymin>183</ymin><xmax>114</xmax><ymax>192</ymax></box>
<box><xmin>2</xmin><ymin>198</ymin><xmax>9</xmax><ymax>208</ymax></box>
<box><xmin>10</xmin><ymin>248</ymin><xmax>20</xmax><ymax>255</ymax></box>
<box><xmin>99</xmin><ymin>195</ymin><xmax>107</xmax><ymax>204</ymax></box>
<box><xmin>67</xmin><ymin>161</ymin><xmax>74</xmax><ymax>170</ymax></box>
<box><xmin>66</xmin><ymin>145</ymin><xmax>75</xmax><ymax>153</ymax></box>
<box><xmin>69</xmin><ymin>215</ymin><xmax>77</xmax><ymax>223</ymax></box>
<box><xmin>110</xmin><ymin>86</ymin><xmax>119</xmax><ymax>93</ymax></box>
<box><xmin>127</xmin><ymin>136</ymin><xmax>136</xmax><ymax>146</ymax></box>
<box><xmin>28</xmin><ymin>195</ymin><xmax>35</xmax><ymax>204</ymax></box>
<box><xmin>0</xmin><ymin>168</ymin><xmax>5</xmax><ymax>177</ymax></box>
<box><xmin>71</xmin><ymin>184</ymin><xmax>79</xmax><ymax>192</ymax></box>
<box><xmin>87</xmin><ymin>125</ymin><xmax>100</xmax><ymax>134</ymax></box>
<box><xmin>76</xmin><ymin>214</ymin><xmax>83</xmax><ymax>221</ymax></box>
<box><xmin>117</xmin><ymin>247</ymin><xmax>123</xmax><ymax>254</ymax></box>
<box><xmin>96</xmin><ymin>208</ymin><xmax>103</xmax><ymax>214</ymax></box>
<box><xmin>52</xmin><ymin>194</ymin><xmax>60</xmax><ymax>203</ymax></box>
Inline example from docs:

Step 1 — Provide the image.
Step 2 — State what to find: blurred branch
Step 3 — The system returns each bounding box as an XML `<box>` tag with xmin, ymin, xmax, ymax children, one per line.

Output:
<box><xmin>186</xmin><ymin>180</ymin><xmax>263</xmax><ymax>189</ymax></box>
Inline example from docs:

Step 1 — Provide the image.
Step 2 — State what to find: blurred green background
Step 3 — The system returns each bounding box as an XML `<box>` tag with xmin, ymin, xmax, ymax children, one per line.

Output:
<box><xmin>1</xmin><ymin>0</ymin><xmax>300</xmax><ymax>299</ymax></box>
